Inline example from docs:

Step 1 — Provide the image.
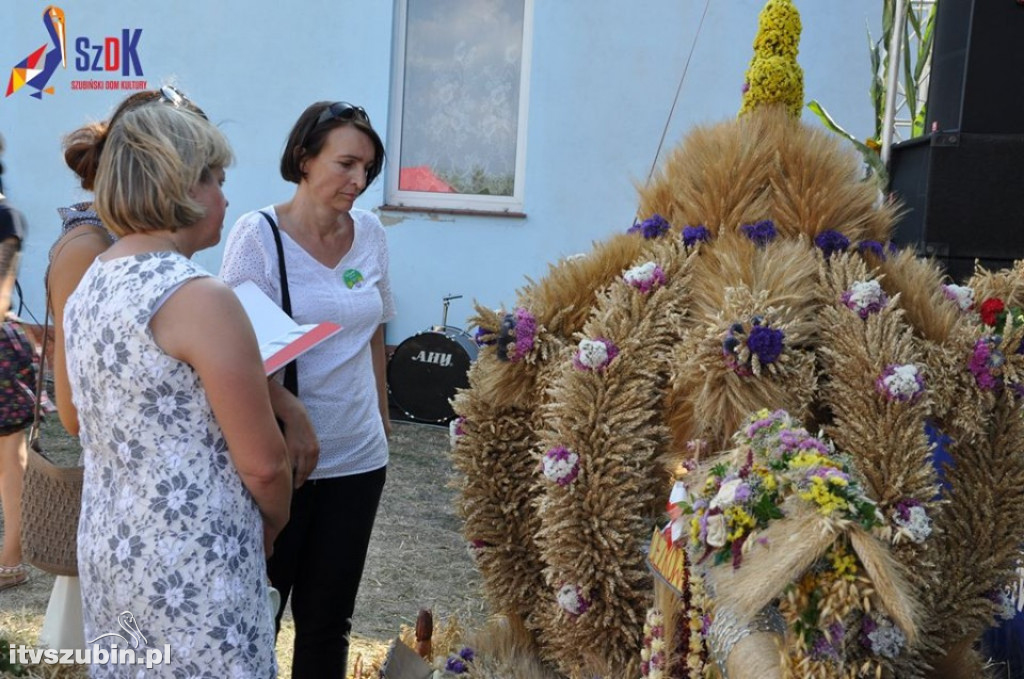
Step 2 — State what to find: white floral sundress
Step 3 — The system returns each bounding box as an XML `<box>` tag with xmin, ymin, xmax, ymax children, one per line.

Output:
<box><xmin>65</xmin><ymin>252</ymin><xmax>275</xmax><ymax>679</ymax></box>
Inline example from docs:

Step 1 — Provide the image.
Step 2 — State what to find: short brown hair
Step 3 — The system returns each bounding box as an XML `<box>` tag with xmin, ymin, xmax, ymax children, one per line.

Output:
<box><xmin>63</xmin><ymin>89</ymin><xmax>206</xmax><ymax>191</ymax></box>
<box><xmin>280</xmin><ymin>101</ymin><xmax>385</xmax><ymax>191</ymax></box>
<box><xmin>94</xmin><ymin>104</ymin><xmax>232</xmax><ymax>236</ymax></box>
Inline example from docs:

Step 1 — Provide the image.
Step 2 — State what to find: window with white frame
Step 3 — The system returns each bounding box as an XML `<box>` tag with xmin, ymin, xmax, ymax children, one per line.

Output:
<box><xmin>386</xmin><ymin>0</ymin><xmax>533</xmax><ymax>213</ymax></box>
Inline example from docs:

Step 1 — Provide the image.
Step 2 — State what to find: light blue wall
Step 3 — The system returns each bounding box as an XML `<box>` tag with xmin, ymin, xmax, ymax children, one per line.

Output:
<box><xmin>1</xmin><ymin>1</ymin><xmax>879</xmax><ymax>344</ymax></box>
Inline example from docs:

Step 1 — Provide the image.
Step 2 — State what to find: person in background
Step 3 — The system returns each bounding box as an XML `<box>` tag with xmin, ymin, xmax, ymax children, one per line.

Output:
<box><xmin>220</xmin><ymin>100</ymin><xmax>393</xmax><ymax>677</ymax></box>
<box><xmin>0</xmin><ymin>132</ymin><xmax>30</xmax><ymax>592</ymax></box>
<box><xmin>64</xmin><ymin>95</ymin><xmax>291</xmax><ymax>676</ymax></box>
<box><xmin>39</xmin><ymin>88</ymin><xmax>205</xmax><ymax>649</ymax></box>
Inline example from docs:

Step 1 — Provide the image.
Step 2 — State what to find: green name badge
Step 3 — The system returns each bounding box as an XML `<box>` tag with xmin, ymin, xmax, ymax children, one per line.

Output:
<box><xmin>343</xmin><ymin>269</ymin><xmax>364</xmax><ymax>289</ymax></box>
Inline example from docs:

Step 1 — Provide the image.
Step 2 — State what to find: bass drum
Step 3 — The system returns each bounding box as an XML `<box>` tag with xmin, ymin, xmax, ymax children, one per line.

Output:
<box><xmin>387</xmin><ymin>327</ymin><xmax>478</xmax><ymax>424</ymax></box>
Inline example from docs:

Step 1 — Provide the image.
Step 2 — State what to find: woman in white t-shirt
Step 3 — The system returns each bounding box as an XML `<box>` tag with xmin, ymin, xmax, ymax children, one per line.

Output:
<box><xmin>219</xmin><ymin>101</ymin><xmax>393</xmax><ymax>678</ymax></box>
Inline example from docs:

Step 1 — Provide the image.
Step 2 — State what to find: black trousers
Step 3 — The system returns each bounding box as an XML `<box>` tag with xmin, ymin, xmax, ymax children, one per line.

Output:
<box><xmin>268</xmin><ymin>466</ymin><xmax>387</xmax><ymax>678</ymax></box>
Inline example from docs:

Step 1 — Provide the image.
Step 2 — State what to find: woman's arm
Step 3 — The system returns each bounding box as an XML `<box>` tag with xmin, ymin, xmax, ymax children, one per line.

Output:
<box><xmin>0</xmin><ymin>237</ymin><xmax>20</xmax><ymax>318</ymax></box>
<box><xmin>46</xmin><ymin>228</ymin><xmax>111</xmax><ymax>435</ymax></box>
<box><xmin>370</xmin><ymin>324</ymin><xmax>391</xmax><ymax>439</ymax></box>
<box><xmin>151</xmin><ymin>277</ymin><xmax>292</xmax><ymax>545</ymax></box>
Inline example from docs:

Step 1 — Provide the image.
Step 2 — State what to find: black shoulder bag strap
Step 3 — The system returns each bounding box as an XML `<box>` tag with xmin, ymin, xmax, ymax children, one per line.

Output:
<box><xmin>259</xmin><ymin>210</ymin><xmax>298</xmax><ymax>397</ymax></box>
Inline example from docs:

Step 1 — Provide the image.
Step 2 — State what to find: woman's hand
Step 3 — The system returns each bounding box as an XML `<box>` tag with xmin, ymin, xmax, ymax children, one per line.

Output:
<box><xmin>263</xmin><ymin>520</ymin><xmax>278</xmax><ymax>558</ymax></box>
<box><xmin>268</xmin><ymin>380</ymin><xmax>320</xmax><ymax>488</ymax></box>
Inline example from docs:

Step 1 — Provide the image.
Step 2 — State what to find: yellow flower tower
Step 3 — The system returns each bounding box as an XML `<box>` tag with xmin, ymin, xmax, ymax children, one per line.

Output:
<box><xmin>740</xmin><ymin>0</ymin><xmax>804</xmax><ymax>118</ymax></box>
<box><xmin>452</xmin><ymin>1</ymin><xmax>1024</xmax><ymax>677</ymax></box>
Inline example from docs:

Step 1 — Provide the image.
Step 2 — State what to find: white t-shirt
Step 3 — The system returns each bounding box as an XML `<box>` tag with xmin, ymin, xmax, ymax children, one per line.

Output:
<box><xmin>220</xmin><ymin>207</ymin><xmax>396</xmax><ymax>478</ymax></box>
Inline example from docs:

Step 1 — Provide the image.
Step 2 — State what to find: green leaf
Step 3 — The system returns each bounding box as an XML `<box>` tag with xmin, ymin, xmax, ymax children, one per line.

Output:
<box><xmin>807</xmin><ymin>100</ymin><xmax>859</xmax><ymax>143</ymax></box>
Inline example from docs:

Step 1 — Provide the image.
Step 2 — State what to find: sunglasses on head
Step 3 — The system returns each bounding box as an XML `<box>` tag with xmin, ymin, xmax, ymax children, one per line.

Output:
<box><xmin>302</xmin><ymin>102</ymin><xmax>370</xmax><ymax>148</ymax></box>
<box><xmin>160</xmin><ymin>85</ymin><xmax>208</xmax><ymax>120</ymax></box>
<box><xmin>316</xmin><ymin>101</ymin><xmax>369</xmax><ymax>126</ymax></box>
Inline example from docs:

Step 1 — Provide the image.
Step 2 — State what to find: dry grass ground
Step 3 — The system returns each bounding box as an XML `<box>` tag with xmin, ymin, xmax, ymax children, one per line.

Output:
<box><xmin>0</xmin><ymin>416</ymin><xmax>486</xmax><ymax>677</ymax></box>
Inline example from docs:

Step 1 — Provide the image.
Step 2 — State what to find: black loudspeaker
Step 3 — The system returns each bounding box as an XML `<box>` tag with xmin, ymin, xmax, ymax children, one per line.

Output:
<box><xmin>888</xmin><ymin>132</ymin><xmax>1024</xmax><ymax>282</ymax></box>
<box><xmin>927</xmin><ymin>0</ymin><xmax>1024</xmax><ymax>134</ymax></box>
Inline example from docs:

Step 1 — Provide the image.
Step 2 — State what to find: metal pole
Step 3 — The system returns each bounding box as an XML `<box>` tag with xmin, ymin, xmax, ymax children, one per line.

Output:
<box><xmin>881</xmin><ymin>0</ymin><xmax>910</xmax><ymax>165</ymax></box>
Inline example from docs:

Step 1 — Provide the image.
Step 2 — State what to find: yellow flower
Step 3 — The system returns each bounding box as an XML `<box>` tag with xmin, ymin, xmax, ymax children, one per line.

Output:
<box><xmin>789</xmin><ymin>451</ymin><xmax>828</xmax><ymax>468</ymax></box>
<box><xmin>760</xmin><ymin>472</ymin><xmax>778</xmax><ymax>492</ymax></box>
<box><xmin>799</xmin><ymin>477</ymin><xmax>849</xmax><ymax>515</ymax></box>
<box><xmin>830</xmin><ymin>547</ymin><xmax>859</xmax><ymax>581</ymax></box>
<box><xmin>689</xmin><ymin>515</ymin><xmax>702</xmax><ymax>543</ymax></box>
<box><xmin>725</xmin><ymin>506</ymin><xmax>757</xmax><ymax>540</ymax></box>
<box><xmin>826</xmin><ymin>473</ymin><xmax>849</xmax><ymax>487</ymax></box>
<box><xmin>740</xmin><ymin>0</ymin><xmax>804</xmax><ymax>118</ymax></box>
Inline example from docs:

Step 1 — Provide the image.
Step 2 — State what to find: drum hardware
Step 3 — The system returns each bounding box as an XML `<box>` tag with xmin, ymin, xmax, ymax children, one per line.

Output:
<box><xmin>387</xmin><ymin>294</ymin><xmax>476</xmax><ymax>425</ymax></box>
<box><xmin>431</xmin><ymin>294</ymin><xmax>462</xmax><ymax>333</ymax></box>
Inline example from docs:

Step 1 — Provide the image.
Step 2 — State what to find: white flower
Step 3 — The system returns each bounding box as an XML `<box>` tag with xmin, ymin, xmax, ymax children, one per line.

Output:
<box><xmin>541</xmin><ymin>449</ymin><xmax>580</xmax><ymax>486</ymax></box>
<box><xmin>710</xmin><ymin>478</ymin><xmax>743</xmax><ymax>510</ymax></box>
<box><xmin>623</xmin><ymin>261</ymin><xmax>665</xmax><ymax>292</ymax></box>
<box><xmin>882</xmin><ymin>364</ymin><xmax>922</xmax><ymax>399</ymax></box>
<box><xmin>868</xmin><ymin>619</ymin><xmax>906</xmax><ymax>659</ymax></box>
<box><xmin>943</xmin><ymin>283</ymin><xmax>975</xmax><ymax>311</ymax></box>
<box><xmin>641</xmin><ymin>648</ymin><xmax>652</xmax><ymax>662</ymax></box>
<box><xmin>448</xmin><ymin>417</ymin><xmax>465</xmax><ymax>449</ymax></box>
<box><xmin>576</xmin><ymin>339</ymin><xmax>609</xmax><ymax>369</ymax></box>
<box><xmin>556</xmin><ymin>584</ymin><xmax>589</xmax><ymax>615</ymax></box>
<box><xmin>650</xmin><ymin>637</ymin><xmax>665</xmax><ymax>653</ymax></box>
<box><xmin>847</xmin><ymin>280</ymin><xmax>885</xmax><ymax>312</ymax></box>
<box><xmin>997</xmin><ymin>590</ymin><xmax>1018</xmax><ymax>621</ymax></box>
<box><xmin>896</xmin><ymin>505</ymin><xmax>932</xmax><ymax>543</ymax></box>
<box><xmin>706</xmin><ymin>513</ymin><xmax>727</xmax><ymax>548</ymax></box>
<box><xmin>646</xmin><ymin>609</ymin><xmax>664</xmax><ymax>628</ymax></box>
<box><xmin>624</xmin><ymin>261</ymin><xmax>659</xmax><ymax>283</ymax></box>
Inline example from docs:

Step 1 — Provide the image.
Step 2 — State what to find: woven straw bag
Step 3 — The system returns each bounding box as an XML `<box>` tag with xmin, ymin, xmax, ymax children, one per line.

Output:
<box><xmin>20</xmin><ymin>296</ymin><xmax>82</xmax><ymax>577</ymax></box>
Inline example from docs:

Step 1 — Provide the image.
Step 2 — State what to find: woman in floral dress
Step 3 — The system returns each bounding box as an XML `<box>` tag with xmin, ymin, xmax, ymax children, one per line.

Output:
<box><xmin>63</xmin><ymin>95</ymin><xmax>291</xmax><ymax>677</ymax></box>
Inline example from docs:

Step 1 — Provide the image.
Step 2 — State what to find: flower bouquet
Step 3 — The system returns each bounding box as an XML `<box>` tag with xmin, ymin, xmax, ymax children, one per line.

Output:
<box><xmin>672</xmin><ymin>409</ymin><xmax>921</xmax><ymax>678</ymax></box>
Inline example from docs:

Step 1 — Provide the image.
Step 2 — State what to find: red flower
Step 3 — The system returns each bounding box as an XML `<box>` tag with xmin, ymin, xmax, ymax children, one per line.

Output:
<box><xmin>980</xmin><ymin>298</ymin><xmax>1006</xmax><ymax>326</ymax></box>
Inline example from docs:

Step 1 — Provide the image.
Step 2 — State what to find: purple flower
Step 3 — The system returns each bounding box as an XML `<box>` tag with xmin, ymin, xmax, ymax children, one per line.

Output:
<box><xmin>893</xmin><ymin>498</ymin><xmax>922</xmax><ymax>523</ymax></box>
<box><xmin>473</xmin><ymin>326</ymin><xmax>495</xmax><ymax>347</ymax></box>
<box><xmin>741</xmin><ymin>219</ymin><xmax>777</xmax><ymax>246</ymax></box>
<box><xmin>507</xmin><ymin>307</ymin><xmax>537</xmax><ymax>362</ymax></box>
<box><xmin>444</xmin><ymin>656</ymin><xmax>469</xmax><ymax>674</ymax></box>
<box><xmin>630</xmin><ymin>214</ymin><xmax>671</xmax><ymax>239</ymax></box>
<box><xmin>747</xmin><ymin>325</ymin><xmax>785</xmax><ymax>364</ymax></box>
<box><xmin>682</xmin><ymin>224</ymin><xmax>711</xmax><ymax>248</ymax></box>
<box><xmin>743</xmin><ymin>410</ymin><xmax>788</xmax><ymax>439</ymax></box>
<box><xmin>458</xmin><ymin>647</ymin><xmax>475</xmax><ymax>662</ymax></box>
<box><xmin>810</xmin><ymin>622</ymin><xmax>845</xmax><ymax>661</ymax></box>
<box><xmin>970</xmin><ymin>337</ymin><xmax>1003</xmax><ymax>391</ymax></box>
<box><xmin>858</xmin><ymin>240</ymin><xmax>886</xmax><ymax>259</ymax></box>
<box><xmin>814</xmin><ymin>230</ymin><xmax>850</xmax><ymax>257</ymax></box>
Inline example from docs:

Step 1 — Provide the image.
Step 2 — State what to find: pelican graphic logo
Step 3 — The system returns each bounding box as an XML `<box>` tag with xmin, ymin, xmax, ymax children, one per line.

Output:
<box><xmin>6</xmin><ymin>6</ymin><xmax>66</xmax><ymax>99</ymax></box>
<box><xmin>88</xmin><ymin>610</ymin><xmax>148</xmax><ymax>649</ymax></box>
<box><xmin>5</xmin><ymin>7</ymin><xmax>147</xmax><ymax>99</ymax></box>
